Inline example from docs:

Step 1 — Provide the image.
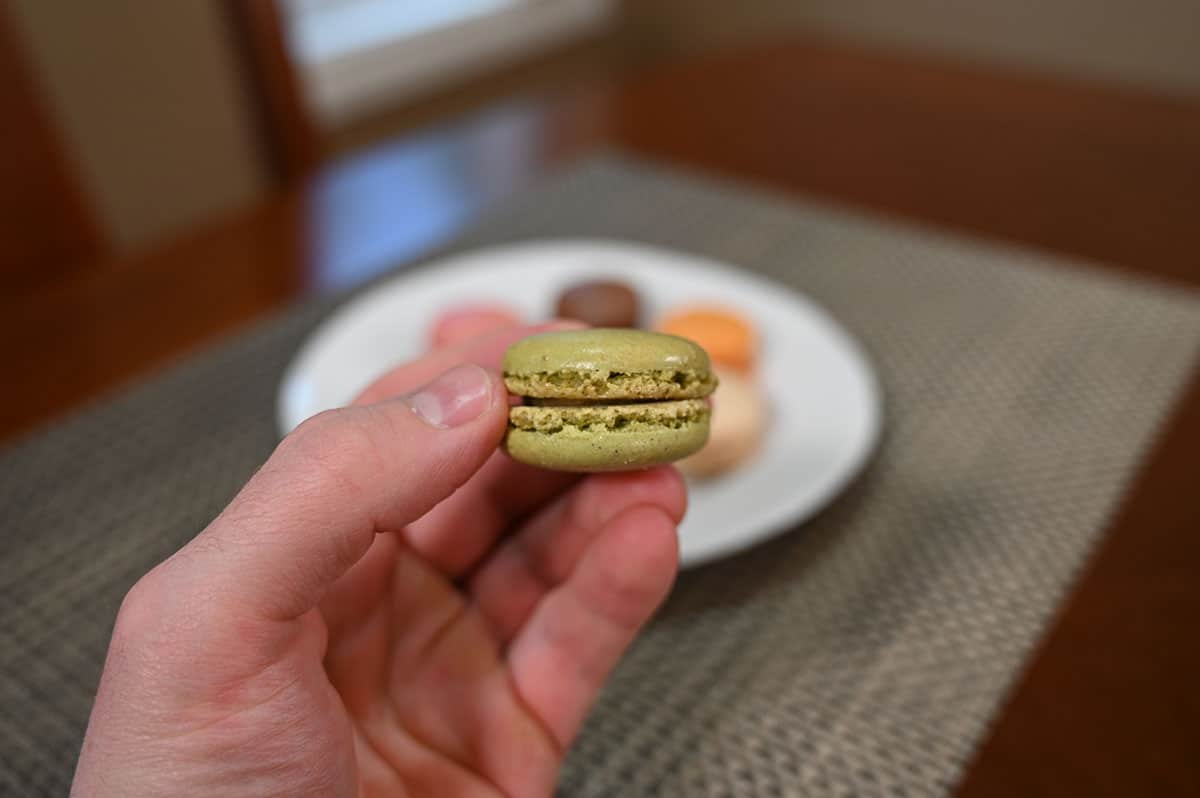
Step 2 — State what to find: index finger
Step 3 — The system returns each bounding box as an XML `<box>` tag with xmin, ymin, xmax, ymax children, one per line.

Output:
<box><xmin>353</xmin><ymin>321</ymin><xmax>582</xmax><ymax>405</ymax></box>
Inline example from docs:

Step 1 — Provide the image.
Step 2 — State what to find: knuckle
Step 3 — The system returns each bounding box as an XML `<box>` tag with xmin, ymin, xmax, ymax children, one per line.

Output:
<box><xmin>284</xmin><ymin>409</ymin><xmax>349</xmax><ymax>461</ymax></box>
<box><xmin>286</xmin><ymin>409</ymin><xmax>372</xmax><ymax>469</ymax></box>
<box><xmin>112</xmin><ymin>567</ymin><xmax>167</xmax><ymax>643</ymax></box>
<box><xmin>111</xmin><ymin>560</ymin><xmax>230</xmax><ymax>665</ymax></box>
<box><xmin>277</xmin><ymin>408</ymin><xmax>390</xmax><ymax>508</ymax></box>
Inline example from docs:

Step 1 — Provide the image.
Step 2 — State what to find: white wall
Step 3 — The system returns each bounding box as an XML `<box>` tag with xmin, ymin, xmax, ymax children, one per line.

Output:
<box><xmin>800</xmin><ymin>0</ymin><xmax>1200</xmax><ymax>95</ymax></box>
<box><xmin>626</xmin><ymin>0</ymin><xmax>1200</xmax><ymax>96</ymax></box>
<box><xmin>9</xmin><ymin>0</ymin><xmax>268</xmax><ymax>251</ymax></box>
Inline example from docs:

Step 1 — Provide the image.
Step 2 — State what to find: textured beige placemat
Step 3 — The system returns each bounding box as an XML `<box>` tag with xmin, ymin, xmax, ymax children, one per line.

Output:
<box><xmin>1</xmin><ymin>156</ymin><xmax>1198</xmax><ymax>796</ymax></box>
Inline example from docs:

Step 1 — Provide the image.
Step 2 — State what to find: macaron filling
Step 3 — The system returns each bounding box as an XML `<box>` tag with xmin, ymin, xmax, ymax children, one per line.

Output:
<box><xmin>504</xmin><ymin>369</ymin><xmax>716</xmax><ymax>400</ymax></box>
<box><xmin>509</xmin><ymin>398</ymin><xmax>710</xmax><ymax>433</ymax></box>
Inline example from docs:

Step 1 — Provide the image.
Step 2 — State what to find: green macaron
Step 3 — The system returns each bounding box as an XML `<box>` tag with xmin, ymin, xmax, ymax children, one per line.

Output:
<box><xmin>502</xmin><ymin>329</ymin><xmax>717</xmax><ymax>472</ymax></box>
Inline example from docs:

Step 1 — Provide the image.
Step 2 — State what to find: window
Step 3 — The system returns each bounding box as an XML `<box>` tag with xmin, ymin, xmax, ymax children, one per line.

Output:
<box><xmin>281</xmin><ymin>0</ymin><xmax>613</xmax><ymax>125</ymax></box>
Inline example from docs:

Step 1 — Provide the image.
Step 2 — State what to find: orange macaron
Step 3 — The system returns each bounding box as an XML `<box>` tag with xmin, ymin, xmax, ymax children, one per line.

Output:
<box><xmin>657</xmin><ymin>306</ymin><xmax>758</xmax><ymax>373</ymax></box>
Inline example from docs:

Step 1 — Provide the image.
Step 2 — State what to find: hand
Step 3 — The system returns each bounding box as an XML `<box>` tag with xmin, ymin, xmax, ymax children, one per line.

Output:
<box><xmin>72</xmin><ymin>323</ymin><xmax>684</xmax><ymax>797</ymax></box>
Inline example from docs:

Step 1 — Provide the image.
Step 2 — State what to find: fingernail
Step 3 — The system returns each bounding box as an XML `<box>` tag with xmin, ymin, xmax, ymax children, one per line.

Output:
<box><xmin>404</xmin><ymin>364</ymin><xmax>493</xmax><ymax>428</ymax></box>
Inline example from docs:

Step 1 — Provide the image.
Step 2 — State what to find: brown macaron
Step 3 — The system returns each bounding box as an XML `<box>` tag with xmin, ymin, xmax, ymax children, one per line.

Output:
<box><xmin>555</xmin><ymin>280</ymin><xmax>641</xmax><ymax>328</ymax></box>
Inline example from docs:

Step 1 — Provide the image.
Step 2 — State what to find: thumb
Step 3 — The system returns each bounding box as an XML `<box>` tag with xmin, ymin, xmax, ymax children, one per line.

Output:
<box><xmin>172</xmin><ymin>363</ymin><xmax>506</xmax><ymax>621</ymax></box>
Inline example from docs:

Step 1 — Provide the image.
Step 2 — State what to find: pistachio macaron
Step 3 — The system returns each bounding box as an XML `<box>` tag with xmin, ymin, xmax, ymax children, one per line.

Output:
<box><xmin>503</xmin><ymin>329</ymin><xmax>717</xmax><ymax>472</ymax></box>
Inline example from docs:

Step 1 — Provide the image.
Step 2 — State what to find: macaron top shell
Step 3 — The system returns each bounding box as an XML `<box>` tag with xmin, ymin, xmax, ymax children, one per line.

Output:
<box><xmin>504</xmin><ymin>329</ymin><xmax>716</xmax><ymax>400</ymax></box>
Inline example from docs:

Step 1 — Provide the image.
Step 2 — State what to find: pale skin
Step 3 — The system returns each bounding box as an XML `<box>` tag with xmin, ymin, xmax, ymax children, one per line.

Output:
<box><xmin>71</xmin><ymin>318</ymin><xmax>683</xmax><ymax>797</ymax></box>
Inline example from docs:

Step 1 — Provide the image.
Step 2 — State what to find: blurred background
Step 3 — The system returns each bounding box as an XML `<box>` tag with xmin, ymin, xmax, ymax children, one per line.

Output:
<box><xmin>7</xmin><ymin>0</ymin><xmax>1199</xmax><ymax>260</ymax></box>
<box><xmin>2</xmin><ymin>0</ymin><xmax>1198</xmax><ymax>439</ymax></box>
<box><xmin>4</xmin><ymin>7</ymin><xmax>1199</xmax><ymax>796</ymax></box>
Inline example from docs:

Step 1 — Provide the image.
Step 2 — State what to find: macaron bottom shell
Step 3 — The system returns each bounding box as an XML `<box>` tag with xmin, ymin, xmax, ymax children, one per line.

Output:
<box><xmin>504</xmin><ymin>417</ymin><xmax>711</xmax><ymax>472</ymax></box>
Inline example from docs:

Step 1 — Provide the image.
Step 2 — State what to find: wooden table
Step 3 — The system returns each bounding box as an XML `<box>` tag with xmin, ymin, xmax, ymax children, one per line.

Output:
<box><xmin>4</xmin><ymin>37</ymin><xmax>1199</xmax><ymax>796</ymax></box>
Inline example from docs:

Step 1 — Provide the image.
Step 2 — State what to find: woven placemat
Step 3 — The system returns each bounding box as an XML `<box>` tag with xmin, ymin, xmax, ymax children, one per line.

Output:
<box><xmin>2</xmin><ymin>157</ymin><xmax>1198</xmax><ymax>796</ymax></box>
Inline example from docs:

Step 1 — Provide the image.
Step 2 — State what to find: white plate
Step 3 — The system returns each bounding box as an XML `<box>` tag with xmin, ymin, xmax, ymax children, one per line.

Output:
<box><xmin>279</xmin><ymin>240</ymin><xmax>882</xmax><ymax>568</ymax></box>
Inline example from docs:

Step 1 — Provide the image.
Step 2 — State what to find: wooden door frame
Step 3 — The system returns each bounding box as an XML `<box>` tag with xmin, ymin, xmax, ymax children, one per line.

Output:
<box><xmin>223</xmin><ymin>0</ymin><xmax>323</xmax><ymax>184</ymax></box>
<box><xmin>0</xmin><ymin>3</ymin><xmax>105</xmax><ymax>287</ymax></box>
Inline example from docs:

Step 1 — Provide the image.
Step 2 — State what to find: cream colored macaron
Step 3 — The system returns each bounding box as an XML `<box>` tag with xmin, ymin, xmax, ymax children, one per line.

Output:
<box><xmin>677</xmin><ymin>367</ymin><xmax>767</xmax><ymax>478</ymax></box>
